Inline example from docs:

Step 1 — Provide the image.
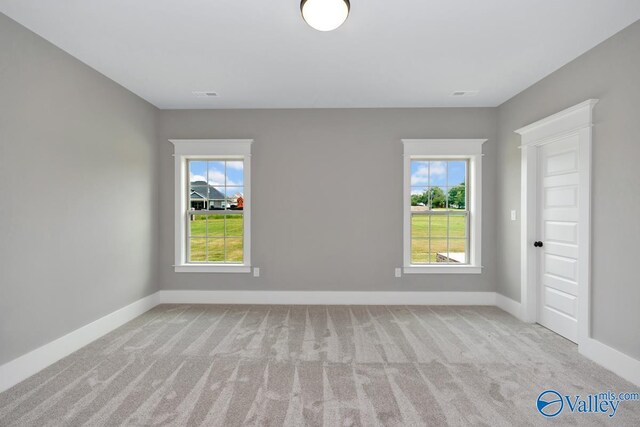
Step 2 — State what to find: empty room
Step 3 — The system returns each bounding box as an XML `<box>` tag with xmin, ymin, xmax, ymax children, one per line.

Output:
<box><xmin>1</xmin><ymin>0</ymin><xmax>639</xmax><ymax>425</ymax></box>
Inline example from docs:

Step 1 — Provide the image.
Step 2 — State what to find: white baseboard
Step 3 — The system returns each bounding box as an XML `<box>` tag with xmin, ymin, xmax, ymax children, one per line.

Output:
<box><xmin>158</xmin><ymin>290</ymin><xmax>498</xmax><ymax>306</ymax></box>
<box><xmin>493</xmin><ymin>293</ymin><xmax>640</xmax><ymax>387</ymax></box>
<box><xmin>495</xmin><ymin>293</ymin><xmax>523</xmax><ymax>320</ymax></box>
<box><xmin>580</xmin><ymin>338</ymin><xmax>640</xmax><ymax>388</ymax></box>
<box><xmin>3</xmin><ymin>289</ymin><xmax>638</xmax><ymax>394</ymax></box>
<box><xmin>0</xmin><ymin>292</ymin><xmax>160</xmax><ymax>394</ymax></box>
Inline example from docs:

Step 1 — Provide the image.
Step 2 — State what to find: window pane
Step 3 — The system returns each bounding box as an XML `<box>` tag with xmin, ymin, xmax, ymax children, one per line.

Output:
<box><xmin>449</xmin><ymin>214</ymin><xmax>467</xmax><ymax>238</ymax></box>
<box><xmin>429</xmin><ymin>161</ymin><xmax>447</xmax><ymax>187</ymax></box>
<box><xmin>225</xmin><ymin>214</ymin><xmax>243</xmax><ymax>237</ymax></box>
<box><xmin>411</xmin><ymin>187</ymin><xmax>428</xmax><ymax>209</ymax></box>
<box><xmin>189</xmin><ymin>161</ymin><xmax>208</xmax><ymax>210</ymax></box>
<box><xmin>189</xmin><ymin>214</ymin><xmax>207</xmax><ymax>237</ymax></box>
<box><xmin>427</xmin><ymin>186</ymin><xmax>446</xmax><ymax>209</ymax></box>
<box><xmin>206</xmin><ymin>215</ymin><xmax>225</xmax><ymax>237</ymax></box>
<box><xmin>226</xmin><ymin>238</ymin><xmax>243</xmax><ymax>263</ymax></box>
<box><xmin>207</xmin><ymin>161</ymin><xmax>226</xmax><ymax>186</ymax></box>
<box><xmin>189</xmin><ymin>238</ymin><xmax>206</xmax><ymax>262</ymax></box>
<box><xmin>209</xmin><ymin>186</ymin><xmax>226</xmax><ymax>209</ymax></box>
<box><xmin>226</xmin><ymin>161</ymin><xmax>244</xmax><ymax>186</ymax></box>
<box><xmin>447</xmin><ymin>240</ymin><xmax>467</xmax><ymax>263</ymax></box>
<box><xmin>447</xmin><ymin>184</ymin><xmax>466</xmax><ymax>210</ymax></box>
<box><xmin>429</xmin><ymin>215</ymin><xmax>448</xmax><ymax>238</ymax></box>
<box><xmin>225</xmin><ymin>186</ymin><xmax>244</xmax><ymax>210</ymax></box>
<box><xmin>410</xmin><ymin>161</ymin><xmax>430</xmax><ymax>186</ymax></box>
<box><xmin>432</xmin><ymin>240</ymin><xmax>467</xmax><ymax>264</ymax></box>
<box><xmin>189</xmin><ymin>194</ymin><xmax>207</xmax><ymax>210</ymax></box>
<box><xmin>411</xmin><ymin>239</ymin><xmax>430</xmax><ymax>264</ymax></box>
<box><xmin>189</xmin><ymin>160</ymin><xmax>207</xmax><ymax>182</ymax></box>
<box><xmin>447</xmin><ymin>161</ymin><xmax>466</xmax><ymax>186</ymax></box>
<box><xmin>431</xmin><ymin>239</ymin><xmax>449</xmax><ymax>262</ymax></box>
<box><xmin>411</xmin><ymin>214</ymin><xmax>429</xmax><ymax>238</ymax></box>
<box><xmin>206</xmin><ymin>238</ymin><xmax>224</xmax><ymax>262</ymax></box>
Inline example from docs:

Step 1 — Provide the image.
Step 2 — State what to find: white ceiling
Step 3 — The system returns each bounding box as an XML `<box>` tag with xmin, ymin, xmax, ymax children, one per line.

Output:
<box><xmin>1</xmin><ymin>1</ymin><xmax>639</xmax><ymax>109</ymax></box>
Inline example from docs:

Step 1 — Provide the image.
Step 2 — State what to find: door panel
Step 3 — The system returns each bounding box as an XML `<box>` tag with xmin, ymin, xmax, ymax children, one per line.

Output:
<box><xmin>545</xmin><ymin>221</ymin><xmax>578</xmax><ymax>244</ymax></box>
<box><xmin>544</xmin><ymin>242</ymin><xmax>578</xmax><ymax>259</ymax></box>
<box><xmin>545</xmin><ymin>150</ymin><xmax>578</xmax><ymax>175</ymax></box>
<box><xmin>544</xmin><ymin>287</ymin><xmax>577</xmax><ymax>317</ymax></box>
<box><xmin>544</xmin><ymin>254</ymin><xmax>577</xmax><ymax>281</ymax></box>
<box><xmin>545</xmin><ymin>186</ymin><xmax>578</xmax><ymax>207</ymax></box>
<box><xmin>544</xmin><ymin>274</ymin><xmax>578</xmax><ymax>296</ymax></box>
<box><xmin>538</xmin><ymin>135</ymin><xmax>580</xmax><ymax>342</ymax></box>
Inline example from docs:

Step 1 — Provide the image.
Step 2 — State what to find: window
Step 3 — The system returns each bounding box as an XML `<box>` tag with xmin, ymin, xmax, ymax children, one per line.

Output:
<box><xmin>187</xmin><ymin>160</ymin><xmax>245</xmax><ymax>264</ymax></box>
<box><xmin>402</xmin><ymin>139</ymin><xmax>485</xmax><ymax>274</ymax></box>
<box><xmin>170</xmin><ymin>139</ymin><xmax>252</xmax><ymax>273</ymax></box>
<box><xmin>410</xmin><ymin>160</ymin><xmax>469</xmax><ymax>264</ymax></box>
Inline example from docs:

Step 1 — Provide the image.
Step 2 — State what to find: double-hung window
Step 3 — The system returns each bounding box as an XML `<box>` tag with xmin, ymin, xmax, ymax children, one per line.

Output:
<box><xmin>170</xmin><ymin>139</ymin><xmax>252</xmax><ymax>273</ymax></box>
<box><xmin>402</xmin><ymin>139</ymin><xmax>485</xmax><ymax>274</ymax></box>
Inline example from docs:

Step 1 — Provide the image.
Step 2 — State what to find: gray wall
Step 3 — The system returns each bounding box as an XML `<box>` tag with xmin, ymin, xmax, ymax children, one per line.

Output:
<box><xmin>159</xmin><ymin>108</ymin><xmax>498</xmax><ymax>292</ymax></box>
<box><xmin>0</xmin><ymin>14</ymin><xmax>159</xmax><ymax>364</ymax></box>
<box><xmin>496</xmin><ymin>20</ymin><xmax>640</xmax><ymax>359</ymax></box>
<box><xmin>4</xmin><ymin>8</ymin><xmax>637</xmax><ymax>368</ymax></box>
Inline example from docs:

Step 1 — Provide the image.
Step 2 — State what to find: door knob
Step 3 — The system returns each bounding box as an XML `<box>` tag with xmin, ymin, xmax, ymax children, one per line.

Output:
<box><xmin>534</xmin><ymin>241</ymin><xmax>544</xmax><ymax>247</ymax></box>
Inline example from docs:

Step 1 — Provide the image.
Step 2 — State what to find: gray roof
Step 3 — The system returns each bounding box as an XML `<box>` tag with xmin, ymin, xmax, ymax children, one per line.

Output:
<box><xmin>190</xmin><ymin>181</ymin><xmax>225</xmax><ymax>200</ymax></box>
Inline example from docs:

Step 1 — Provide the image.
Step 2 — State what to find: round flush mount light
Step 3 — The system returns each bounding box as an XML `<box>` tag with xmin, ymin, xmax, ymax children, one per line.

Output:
<box><xmin>301</xmin><ymin>0</ymin><xmax>350</xmax><ymax>32</ymax></box>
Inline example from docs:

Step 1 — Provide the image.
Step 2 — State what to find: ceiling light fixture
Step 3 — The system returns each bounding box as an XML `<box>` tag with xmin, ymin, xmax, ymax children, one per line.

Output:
<box><xmin>301</xmin><ymin>0</ymin><xmax>350</xmax><ymax>32</ymax></box>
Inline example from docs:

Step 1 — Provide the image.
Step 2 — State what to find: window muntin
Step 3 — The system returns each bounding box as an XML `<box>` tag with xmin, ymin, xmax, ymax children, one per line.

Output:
<box><xmin>187</xmin><ymin>159</ymin><xmax>245</xmax><ymax>264</ymax></box>
<box><xmin>410</xmin><ymin>159</ymin><xmax>469</xmax><ymax>265</ymax></box>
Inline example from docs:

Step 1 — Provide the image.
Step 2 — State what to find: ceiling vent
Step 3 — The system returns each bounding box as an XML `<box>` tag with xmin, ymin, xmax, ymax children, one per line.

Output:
<box><xmin>451</xmin><ymin>90</ymin><xmax>479</xmax><ymax>97</ymax></box>
<box><xmin>192</xmin><ymin>91</ymin><xmax>218</xmax><ymax>98</ymax></box>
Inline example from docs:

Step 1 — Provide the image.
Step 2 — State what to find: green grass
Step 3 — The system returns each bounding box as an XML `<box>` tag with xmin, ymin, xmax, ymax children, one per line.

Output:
<box><xmin>188</xmin><ymin>213</ymin><xmax>465</xmax><ymax>264</ymax></box>
<box><xmin>189</xmin><ymin>214</ymin><xmax>243</xmax><ymax>237</ymax></box>
<box><xmin>411</xmin><ymin>214</ymin><xmax>467</xmax><ymax>263</ymax></box>
<box><xmin>188</xmin><ymin>215</ymin><xmax>243</xmax><ymax>263</ymax></box>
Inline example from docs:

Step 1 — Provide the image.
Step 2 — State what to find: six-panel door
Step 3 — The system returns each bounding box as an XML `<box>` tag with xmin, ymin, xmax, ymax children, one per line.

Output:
<box><xmin>537</xmin><ymin>134</ymin><xmax>581</xmax><ymax>342</ymax></box>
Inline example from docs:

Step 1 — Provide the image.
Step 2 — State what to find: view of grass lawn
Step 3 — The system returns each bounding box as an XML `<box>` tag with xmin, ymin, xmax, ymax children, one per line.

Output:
<box><xmin>411</xmin><ymin>213</ymin><xmax>467</xmax><ymax>263</ymax></box>
<box><xmin>188</xmin><ymin>214</ymin><xmax>243</xmax><ymax>262</ymax></box>
<box><xmin>188</xmin><ymin>213</ymin><xmax>464</xmax><ymax>263</ymax></box>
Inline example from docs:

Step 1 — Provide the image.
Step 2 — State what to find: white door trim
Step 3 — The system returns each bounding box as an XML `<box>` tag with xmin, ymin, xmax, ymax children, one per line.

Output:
<box><xmin>515</xmin><ymin>99</ymin><xmax>597</xmax><ymax>347</ymax></box>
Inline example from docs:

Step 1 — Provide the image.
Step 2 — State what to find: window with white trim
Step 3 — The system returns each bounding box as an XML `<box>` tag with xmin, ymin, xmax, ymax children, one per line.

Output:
<box><xmin>402</xmin><ymin>139</ymin><xmax>485</xmax><ymax>274</ymax></box>
<box><xmin>170</xmin><ymin>139</ymin><xmax>252</xmax><ymax>273</ymax></box>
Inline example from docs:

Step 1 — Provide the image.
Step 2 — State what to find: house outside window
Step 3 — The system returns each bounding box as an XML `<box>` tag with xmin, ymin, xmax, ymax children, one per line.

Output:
<box><xmin>402</xmin><ymin>139</ymin><xmax>485</xmax><ymax>274</ymax></box>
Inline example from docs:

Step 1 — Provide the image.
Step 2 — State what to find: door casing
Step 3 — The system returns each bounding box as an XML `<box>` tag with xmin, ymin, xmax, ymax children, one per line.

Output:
<box><xmin>515</xmin><ymin>99</ymin><xmax>597</xmax><ymax>347</ymax></box>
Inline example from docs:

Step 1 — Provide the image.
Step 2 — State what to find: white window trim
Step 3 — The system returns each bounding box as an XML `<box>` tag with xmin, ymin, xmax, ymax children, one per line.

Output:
<box><xmin>170</xmin><ymin>139</ymin><xmax>252</xmax><ymax>273</ymax></box>
<box><xmin>402</xmin><ymin>139</ymin><xmax>486</xmax><ymax>274</ymax></box>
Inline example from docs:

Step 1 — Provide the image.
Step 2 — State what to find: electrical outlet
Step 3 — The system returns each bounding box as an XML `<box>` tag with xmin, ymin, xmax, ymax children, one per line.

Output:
<box><xmin>395</xmin><ymin>268</ymin><xmax>402</xmax><ymax>278</ymax></box>
<box><xmin>253</xmin><ymin>267</ymin><xmax>260</xmax><ymax>277</ymax></box>
<box><xmin>511</xmin><ymin>210</ymin><xmax>517</xmax><ymax>221</ymax></box>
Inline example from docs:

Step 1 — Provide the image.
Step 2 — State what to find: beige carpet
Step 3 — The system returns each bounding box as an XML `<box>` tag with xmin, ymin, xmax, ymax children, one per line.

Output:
<box><xmin>1</xmin><ymin>305</ymin><xmax>638</xmax><ymax>426</ymax></box>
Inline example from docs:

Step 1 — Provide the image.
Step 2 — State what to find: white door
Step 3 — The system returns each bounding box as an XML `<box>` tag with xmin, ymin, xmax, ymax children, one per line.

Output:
<box><xmin>536</xmin><ymin>134</ymin><xmax>581</xmax><ymax>342</ymax></box>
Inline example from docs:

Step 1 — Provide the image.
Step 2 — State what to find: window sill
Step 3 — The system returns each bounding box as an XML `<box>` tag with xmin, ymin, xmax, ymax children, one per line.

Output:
<box><xmin>174</xmin><ymin>264</ymin><xmax>251</xmax><ymax>273</ymax></box>
<box><xmin>403</xmin><ymin>265</ymin><xmax>482</xmax><ymax>274</ymax></box>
